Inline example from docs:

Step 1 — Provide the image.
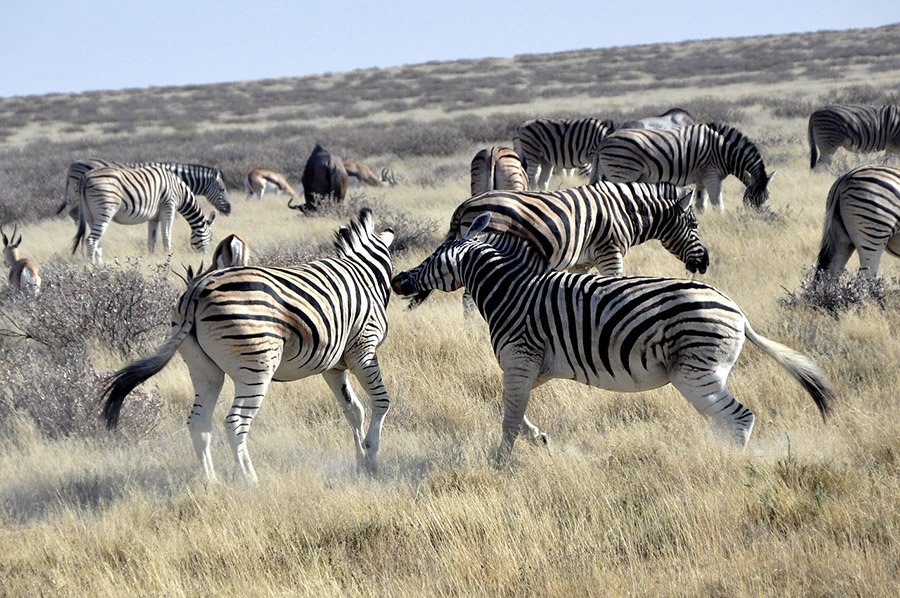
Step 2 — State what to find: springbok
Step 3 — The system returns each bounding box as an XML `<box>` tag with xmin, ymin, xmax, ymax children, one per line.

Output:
<box><xmin>2</xmin><ymin>224</ymin><xmax>41</xmax><ymax>295</ymax></box>
<box><xmin>244</xmin><ymin>168</ymin><xmax>301</xmax><ymax>202</ymax></box>
<box><xmin>211</xmin><ymin>233</ymin><xmax>250</xmax><ymax>270</ymax></box>
<box><xmin>298</xmin><ymin>144</ymin><xmax>349</xmax><ymax>211</ymax></box>
<box><xmin>343</xmin><ymin>159</ymin><xmax>398</xmax><ymax>187</ymax></box>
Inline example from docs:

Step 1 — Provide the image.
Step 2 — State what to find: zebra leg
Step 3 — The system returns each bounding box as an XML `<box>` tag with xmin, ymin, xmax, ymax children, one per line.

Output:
<box><xmin>461</xmin><ymin>291</ymin><xmax>478</xmax><ymax>318</ymax></box>
<box><xmin>321</xmin><ymin>368</ymin><xmax>367</xmax><ymax>470</ymax></box>
<box><xmin>537</xmin><ymin>163</ymin><xmax>554</xmax><ymax>192</ymax></box>
<box><xmin>495</xmin><ymin>360</ymin><xmax>540</xmax><ymax>464</ymax></box>
<box><xmin>147</xmin><ymin>219</ymin><xmax>160</xmax><ymax>253</ymax></box>
<box><xmin>181</xmin><ymin>337</ymin><xmax>226</xmax><ymax>482</ymax></box>
<box><xmin>704</xmin><ymin>177</ymin><xmax>724</xmax><ymax>212</ymax></box>
<box><xmin>225</xmin><ymin>377</ymin><xmax>272</xmax><ymax>485</ymax></box>
<box><xmin>159</xmin><ymin>206</ymin><xmax>176</xmax><ymax>256</ymax></box>
<box><xmin>693</xmin><ymin>183</ymin><xmax>708</xmax><ymax>212</ymax></box>
<box><xmin>856</xmin><ymin>246</ymin><xmax>886</xmax><ymax>279</ymax></box>
<box><xmin>592</xmin><ymin>247</ymin><xmax>624</xmax><ymax>276</ymax></box>
<box><xmin>350</xmin><ymin>355</ymin><xmax>391</xmax><ymax>474</ymax></box>
<box><xmin>671</xmin><ymin>366</ymin><xmax>755</xmax><ymax>448</ymax></box>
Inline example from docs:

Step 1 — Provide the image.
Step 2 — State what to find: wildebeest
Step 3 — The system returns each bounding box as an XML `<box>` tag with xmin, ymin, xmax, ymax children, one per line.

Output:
<box><xmin>618</xmin><ymin>108</ymin><xmax>696</xmax><ymax>130</ymax></box>
<box><xmin>299</xmin><ymin>144</ymin><xmax>349</xmax><ymax>211</ymax></box>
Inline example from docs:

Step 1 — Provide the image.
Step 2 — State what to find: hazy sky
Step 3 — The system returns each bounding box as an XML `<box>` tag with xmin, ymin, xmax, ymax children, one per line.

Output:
<box><xmin>1</xmin><ymin>1</ymin><xmax>897</xmax><ymax>98</ymax></box>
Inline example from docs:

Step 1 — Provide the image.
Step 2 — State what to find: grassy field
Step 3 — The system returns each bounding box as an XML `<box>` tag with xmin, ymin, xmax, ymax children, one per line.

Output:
<box><xmin>1</xmin><ymin>24</ymin><xmax>899</xmax><ymax>596</ymax></box>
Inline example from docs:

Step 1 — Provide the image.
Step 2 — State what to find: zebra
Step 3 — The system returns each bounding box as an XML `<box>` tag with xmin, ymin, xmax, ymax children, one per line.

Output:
<box><xmin>470</xmin><ymin>146</ymin><xmax>529</xmax><ymax>195</ymax></box>
<box><xmin>815</xmin><ymin>165</ymin><xmax>900</xmax><ymax>278</ymax></box>
<box><xmin>71</xmin><ymin>165</ymin><xmax>216</xmax><ymax>263</ymax></box>
<box><xmin>618</xmin><ymin>107</ymin><xmax>696</xmax><ymax>130</ymax></box>
<box><xmin>406</xmin><ymin>182</ymin><xmax>709</xmax><ymax>310</ymax></box>
<box><xmin>592</xmin><ymin>122</ymin><xmax>775</xmax><ymax>212</ymax></box>
<box><xmin>513</xmin><ymin>118</ymin><xmax>616</xmax><ymax>191</ymax></box>
<box><xmin>1</xmin><ymin>224</ymin><xmax>41</xmax><ymax>295</ymax></box>
<box><xmin>808</xmin><ymin>104</ymin><xmax>900</xmax><ymax>169</ymax></box>
<box><xmin>102</xmin><ymin>209</ymin><xmax>395</xmax><ymax>483</ymax></box>
<box><xmin>58</xmin><ymin>159</ymin><xmax>231</xmax><ymax>220</ymax></box>
<box><xmin>391</xmin><ymin>214</ymin><xmax>835</xmax><ymax>462</ymax></box>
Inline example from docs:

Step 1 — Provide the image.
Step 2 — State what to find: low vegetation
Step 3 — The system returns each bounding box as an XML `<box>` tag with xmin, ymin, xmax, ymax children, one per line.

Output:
<box><xmin>0</xmin><ymin>23</ymin><xmax>897</xmax><ymax>596</ymax></box>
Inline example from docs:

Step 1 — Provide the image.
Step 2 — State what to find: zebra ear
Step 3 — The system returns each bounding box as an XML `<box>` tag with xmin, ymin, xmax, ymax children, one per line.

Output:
<box><xmin>677</xmin><ymin>190</ymin><xmax>694</xmax><ymax>211</ymax></box>
<box><xmin>463</xmin><ymin>213</ymin><xmax>492</xmax><ymax>240</ymax></box>
<box><xmin>206</xmin><ymin>211</ymin><xmax>217</xmax><ymax>227</ymax></box>
<box><xmin>380</xmin><ymin>228</ymin><xmax>395</xmax><ymax>248</ymax></box>
<box><xmin>767</xmin><ymin>171</ymin><xmax>777</xmax><ymax>182</ymax></box>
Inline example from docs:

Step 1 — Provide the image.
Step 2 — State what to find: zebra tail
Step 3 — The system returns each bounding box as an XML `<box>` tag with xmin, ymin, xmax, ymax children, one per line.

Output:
<box><xmin>56</xmin><ymin>178</ymin><xmax>72</xmax><ymax>215</ymax></box>
<box><xmin>70</xmin><ymin>188</ymin><xmax>87</xmax><ymax>254</ymax></box>
<box><xmin>102</xmin><ymin>304</ymin><xmax>196</xmax><ymax>429</ymax></box>
<box><xmin>815</xmin><ymin>181</ymin><xmax>843</xmax><ymax>273</ymax></box>
<box><xmin>744</xmin><ymin>323</ymin><xmax>835</xmax><ymax>423</ymax></box>
<box><xmin>808</xmin><ymin>117</ymin><xmax>819</xmax><ymax>169</ymax></box>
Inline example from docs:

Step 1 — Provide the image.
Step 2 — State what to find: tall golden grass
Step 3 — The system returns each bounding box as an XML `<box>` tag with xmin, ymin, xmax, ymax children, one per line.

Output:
<box><xmin>1</xmin><ymin>30</ymin><xmax>899</xmax><ymax>597</ymax></box>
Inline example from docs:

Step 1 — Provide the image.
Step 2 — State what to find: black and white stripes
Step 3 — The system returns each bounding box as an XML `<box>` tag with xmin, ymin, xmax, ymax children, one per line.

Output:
<box><xmin>513</xmin><ymin>118</ymin><xmax>615</xmax><ymax>191</ymax></box>
<box><xmin>808</xmin><ymin>104</ymin><xmax>900</xmax><ymax>169</ymax></box>
<box><xmin>392</xmin><ymin>219</ymin><xmax>834</xmax><ymax>461</ymax></box>
<box><xmin>102</xmin><ymin>209</ymin><xmax>395</xmax><ymax>483</ymax></box>
<box><xmin>71</xmin><ymin>165</ymin><xmax>216</xmax><ymax>263</ymax></box>
<box><xmin>592</xmin><ymin>122</ymin><xmax>774</xmax><ymax>211</ymax></box>
<box><xmin>816</xmin><ymin>165</ymin><xmax>900</xmax><ymax>278</ymax></box>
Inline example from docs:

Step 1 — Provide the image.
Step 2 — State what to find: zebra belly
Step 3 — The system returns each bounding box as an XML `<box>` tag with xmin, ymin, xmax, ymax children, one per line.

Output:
<box><xmin>540</xmin><ymin>346</ymin><xmax>671</xmax><ymax>392</ymax></box>
<box><xmin>887</xmin><ymin>232</ymin><xmax>900</xmax><ymax>256</ymax></box>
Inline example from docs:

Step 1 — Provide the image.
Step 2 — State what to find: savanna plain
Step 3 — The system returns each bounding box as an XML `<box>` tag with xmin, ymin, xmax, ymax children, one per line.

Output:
<box><xmin>0</xmin><ymin>24</ymin><xmax>898</xmax><ymax>596</ymax></box>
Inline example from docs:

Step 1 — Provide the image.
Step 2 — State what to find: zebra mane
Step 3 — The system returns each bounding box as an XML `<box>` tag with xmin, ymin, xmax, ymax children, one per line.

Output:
<box><xmin>333</xmin><ymin>208</ymin><xmax>377</xmax><ymax>259</ymax></box>
<box><xmin>706</xmin><ymin>121</ymin><xmax>769</xmax><ymax>184</ymax></box>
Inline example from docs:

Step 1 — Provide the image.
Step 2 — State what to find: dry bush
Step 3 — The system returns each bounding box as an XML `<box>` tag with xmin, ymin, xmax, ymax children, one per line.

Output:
<box><xmin>779</xmin><ymin>269</ymin><xmax>897</xmax><ymax>317</ymax></box>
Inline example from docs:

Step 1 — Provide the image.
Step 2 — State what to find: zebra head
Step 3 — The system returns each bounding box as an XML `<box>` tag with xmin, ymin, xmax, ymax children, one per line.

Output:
<box><xmin>190</xmin><ymin>211</ymin><xmax>217</xmax><ymax>254</ymax></box>
<box><xmin>206</xmin><ymin>170</ymin><xmax>232</xmax><ymax>215</ymax></box>
<box><xmin>392</xmin><ymin>213</ymin><xmax>493</xmax><ymax>300</ymax></box>
<box><xmin>334</xmin><ymin>208</ymin><xmax>396</xmax><ymax>300</ymax></box>
<box><xmin>744</xmin><ymin>170</ymin><xmax>776</xmax><ymax>209</ymax></box>
<box><xmin>658</xmin><ymin>191</ymin><xmax>709</xmax><ymax>275</ymax></box>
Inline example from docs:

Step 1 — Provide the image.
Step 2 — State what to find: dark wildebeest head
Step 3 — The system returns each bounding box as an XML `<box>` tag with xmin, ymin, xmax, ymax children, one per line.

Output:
<box><xmin>299</xmin><ymin>144</ymin><xmax>349</xmax><ymax>212</ymax></box>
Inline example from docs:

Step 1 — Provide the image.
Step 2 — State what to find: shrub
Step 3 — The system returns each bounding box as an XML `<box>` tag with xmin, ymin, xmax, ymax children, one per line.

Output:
<box><xmin>779</xmin><ymin>269</ymin><xmax>897</xmax><ymax>317</ymax></box>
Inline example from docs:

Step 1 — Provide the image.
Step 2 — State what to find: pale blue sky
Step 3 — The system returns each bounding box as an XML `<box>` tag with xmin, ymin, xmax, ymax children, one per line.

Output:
<box><xmin>1</xmin><ymin>1</ymin><xmax>897</xmax><ymax>98</ymax></box>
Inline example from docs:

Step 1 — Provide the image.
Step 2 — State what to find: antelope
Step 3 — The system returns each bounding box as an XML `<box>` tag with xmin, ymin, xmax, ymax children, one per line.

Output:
<box><xmin>2</xmin><ymin>224</ymin><xmax>41</xmax><ymax>295</ymax></box>
<box><xmin>244</xmin><ymin>168</ymin><xmax>300</xmax><ymax>202</ymax></box>
<box><xmin>343</xmin><ymin>159</ymin><xmax>398</xmax><ymax>186</ymax></box>
<box><xmin>211</xmin><ymin>233</ymin><xmax>250</xmax><ymax>270</ymax></box>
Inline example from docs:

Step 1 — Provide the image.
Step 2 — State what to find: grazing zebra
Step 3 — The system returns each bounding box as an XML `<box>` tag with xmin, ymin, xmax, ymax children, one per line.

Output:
<box><xmin>244</xmin><ymin>168</ymin><xmax>300</xmax><ymax>202</ymax></box>
<box><xmin>808</xmin><ymin>104</ymin><xmax>900</xmax><ymax>169</ymax></box>
<box><xmin>592</xmin><ymin>122</ymin><xmax>774</xmax><ymax>211</ymax></box>
<box><xmin>513</xmin><ymin>118</ymin><xmax>616</xmax><ymax>191</ymax></box>
<box><xmin>71</xmin><ymin>165</ymin><xmax>216</xmax><ymax>263</ymax></box>
<box><xmin>102</xmin><ymin>209</ymin><xmax>394</xmax><ymax>483</ymax></box>
<box><xmin>618</xmin><ymin>107</ymin><xmax>696</xmax><ymax>130</ymax></box>
<box><xmin>2</xmin><ymin>224</ymin><xmax>41</xmax><ymax>295</ymax></box>
<box><xmin>58</xmin><ymin>159</ymin><xmax>231</xmax><ymax>220</ymax></box>
<box><xmin>392</xmin><ymin>215</ymin><xmax>835</xmax><ymax>461</ymax></box>
<box><xmin>470</xmin><ymin>146</ymin><xmax>529</xmax><ymax>195</ymax></box>
<box><xmin>816</xmin><ymin>165</ymin><xmax>900</xmax><ymax>278</ymax></box>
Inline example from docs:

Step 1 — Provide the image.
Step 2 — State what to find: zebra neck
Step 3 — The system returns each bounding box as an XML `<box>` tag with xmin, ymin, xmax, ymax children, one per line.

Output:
<box><xmin>461</xmin><ymin>246</ymin><xmax>543</xmax><ymax>327</ymax></box>
<box><xmin>176</xmin><ymin>192</ymin><xmax>203</xmax><ymax>225</ymax></box>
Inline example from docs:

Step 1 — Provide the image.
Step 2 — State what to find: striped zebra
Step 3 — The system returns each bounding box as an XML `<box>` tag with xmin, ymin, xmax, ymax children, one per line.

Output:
<box><xmin>470</xmin><ymin>146</ymin><xmax>529</xmax><ymax>195</ymax></box>
<box><xmin>816</xmin><ymin>165</ymin><xmax>900</xmax><ymax>278</ymax></box>
<box><xmin>808</xmin><ymin>104</ymin><xmax>900</xmax><ymax>169</ymax></box>
<box><xmin>592</xmin><ymin>123</ymin><xmax>775</xmax><ymax>211</ymax></box>
<box><xmin>102</xmin><ymin>209</ymin><xmax>395</xmax><ymax>483</ymax></box>
<box><xmin>58</xmin><ymin>159</ymin><xmax>231</xmax><ymax>220</ymax></box>
<box><xmin>71</xmin><ymin>165</ymin><xmax>216</xmax><ymax>263</ymax></box>
<box><xmin>392</xmin><ymin>215</ymin><xmax>835</xmax><ymax>461</ymax></box>
<box><xmin>407</xmin><ymin>182</ymin><xmax>708</xmax><ymax>308</ymax></box>
<box><xmin>513</xmin><ymin>118</ymin><xmax>616</xmax><ymax>191</ymax></box>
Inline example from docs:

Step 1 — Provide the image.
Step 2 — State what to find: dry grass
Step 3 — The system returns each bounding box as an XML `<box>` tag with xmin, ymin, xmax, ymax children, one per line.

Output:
<box><xmin>1</xmin><ymin>24</ymin><xmax>899</xmax><ymax>597</ymax></box>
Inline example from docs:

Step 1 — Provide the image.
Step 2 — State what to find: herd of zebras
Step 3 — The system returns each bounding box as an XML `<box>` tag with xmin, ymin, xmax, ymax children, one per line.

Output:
<box><xmin>5</xmin><ymin>103</ymin><xmax>897</xmax><ymax>483</ymax></box>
